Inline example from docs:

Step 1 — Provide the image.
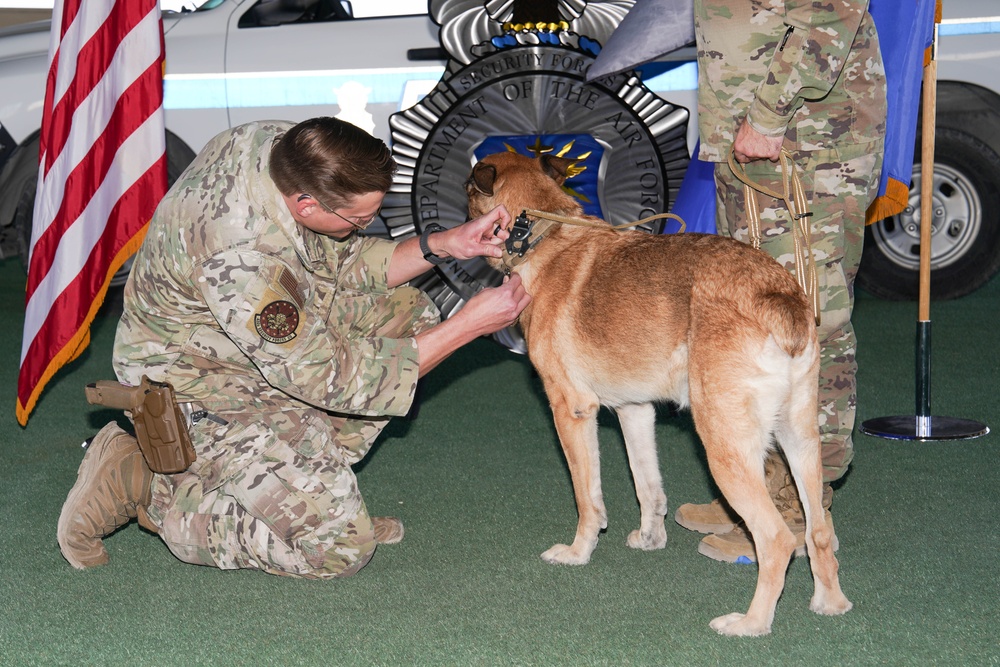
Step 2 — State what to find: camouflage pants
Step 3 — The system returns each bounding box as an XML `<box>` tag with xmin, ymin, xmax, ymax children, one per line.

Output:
<box><xmin>713</xmin><ymin>141</ymin><xmax>883</xmax><ymax>482</ymax></box>
<box><xmin>147</xmin><ymin>286</ymin><xmax>440</xmax><ymax>578</ymax></box>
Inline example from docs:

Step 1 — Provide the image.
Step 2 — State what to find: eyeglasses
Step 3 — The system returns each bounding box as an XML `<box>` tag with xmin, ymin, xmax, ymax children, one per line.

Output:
<box><xmin>297</xmin><ymin>193</ymin><xmax>380</xmax><ymax>230</ymax></box>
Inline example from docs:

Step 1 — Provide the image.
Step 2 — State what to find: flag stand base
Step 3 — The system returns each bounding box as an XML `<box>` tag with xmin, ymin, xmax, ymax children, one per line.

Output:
<box><xmin>860</xmin><ymin>415</ymin><xmax>989</xmax><ymax>441</ymax></box>
<box><xmin>860</xmin><ymin>321</ymin><xmax>989</xmax><ymax>442</ymax></box>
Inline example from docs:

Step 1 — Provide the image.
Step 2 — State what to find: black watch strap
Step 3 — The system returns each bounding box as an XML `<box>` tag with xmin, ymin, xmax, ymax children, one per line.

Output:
<box><xmin>419</xmin><ymin>223</ymin><xmax>447</xmax><ymax>265</ymax></box>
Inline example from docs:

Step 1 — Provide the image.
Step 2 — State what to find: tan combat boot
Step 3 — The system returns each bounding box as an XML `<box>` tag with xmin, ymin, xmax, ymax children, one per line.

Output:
<box><xmin>697</xmin><ymin>452</ymin><xmax>836</xmax><ymax>563</ymax></box>
<box><xmin>372</xmin><ymin>516</ymin><xmax>404</xmax><ymax>545</ymax></box>
<box><xmin>57</xmin><ymin>422</ymin><xmax>155</xmax><ymax>569</ymax></box>
<box><xmin>674</xmin><ymin>497</ymin><xmax>740</xmax><ymax>534</ymax></box>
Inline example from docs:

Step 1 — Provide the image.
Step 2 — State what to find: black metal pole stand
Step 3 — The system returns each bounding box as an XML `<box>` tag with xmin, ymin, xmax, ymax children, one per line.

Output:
<box><xmin>860</xmin><ymin>21</ymin><xmax>988</xmax><ymax>442</ymax></box>
<box><xmin>861</xmin><ymin>320</ymin><xmax>988</xmax><ymax>440</ymax></box>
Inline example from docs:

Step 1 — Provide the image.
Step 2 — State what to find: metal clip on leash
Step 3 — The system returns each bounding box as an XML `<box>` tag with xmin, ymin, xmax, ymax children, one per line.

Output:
<box><xmin>727</xmin><ymin>148</ymin><xmax>820</xmax><ymax>326</ymax></box>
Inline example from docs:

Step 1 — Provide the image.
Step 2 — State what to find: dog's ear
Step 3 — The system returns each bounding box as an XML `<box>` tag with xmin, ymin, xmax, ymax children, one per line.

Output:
<box><xmin>539</xmin><ymin>155</ymin><xmax>574</xmax><ymax>185</ymax></box>
<box><xmin>468</xmin><ymin>162</ymin><xmax>497</xmax><ymax>196</ymax></box>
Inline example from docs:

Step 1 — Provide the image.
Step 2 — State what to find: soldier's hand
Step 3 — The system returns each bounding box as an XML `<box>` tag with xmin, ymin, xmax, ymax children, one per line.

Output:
<box><xmin>461</xmin><ymin>272</ymin><xmax>531</xmax><ymax>335</ymax></box>
<box><xmin>733</xmin><ymin>120</ymin><xmax>783</xmax><ymax>163</ymax></box>
<box><xmin>441</xmin><ymin>206</ymin><xmax>512</xmax><ymax>261</ymax></box>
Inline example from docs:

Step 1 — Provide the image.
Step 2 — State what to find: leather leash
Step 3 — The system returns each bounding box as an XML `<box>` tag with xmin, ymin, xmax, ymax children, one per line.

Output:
<box><xmin>727</xmin><ymin>148</ymin><xmax>821</xmax><ymax>325</ymax></box>
<box><xmin>498</xmin><ymin>208</ymin><xmax>688</xmax><ymax>274</ymax></box>
<box><xmin>521</xmin><ymin>208</ymin><xmax>687</xmax><ymax>233</ymax></box>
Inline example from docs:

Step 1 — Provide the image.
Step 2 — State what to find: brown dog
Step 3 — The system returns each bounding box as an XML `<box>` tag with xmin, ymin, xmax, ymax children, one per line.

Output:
<box><xmin>465</xmin><ymin>150</ymin><xmax>850</xmax><ymax>636</ymax></box>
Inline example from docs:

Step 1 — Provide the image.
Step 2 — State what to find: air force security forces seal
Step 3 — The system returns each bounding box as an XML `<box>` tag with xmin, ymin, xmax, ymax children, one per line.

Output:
<box><xmin>255</xmin><ymin>300</ymin><xmax>300</xmax><ymax>344</ymax></box>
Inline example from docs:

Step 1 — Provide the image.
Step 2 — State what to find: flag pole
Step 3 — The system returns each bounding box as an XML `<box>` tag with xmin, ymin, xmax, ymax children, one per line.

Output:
<box><xmin>860</xmin><ymin>11</ymin><xmax>988</xmax><ymax>441</ymax></box>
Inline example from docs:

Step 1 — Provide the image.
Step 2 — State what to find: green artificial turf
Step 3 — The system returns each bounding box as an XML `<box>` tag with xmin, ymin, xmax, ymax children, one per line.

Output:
<box><xmin>1</xmin><ymin>258</ymin><xmax>997</xmax><ymax>666</ymax></box>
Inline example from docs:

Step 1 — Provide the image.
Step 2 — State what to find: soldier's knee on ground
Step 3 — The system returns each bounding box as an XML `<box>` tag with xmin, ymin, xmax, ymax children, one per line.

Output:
<box><xmin>311</xmin><ymin>511</ymin><xmax>378</xmax><ymax>579</ymax></box>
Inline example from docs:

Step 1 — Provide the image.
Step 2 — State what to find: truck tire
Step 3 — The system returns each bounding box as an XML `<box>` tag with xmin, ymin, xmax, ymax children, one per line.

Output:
<box><xmin>858</xmin><ymin>126</ymin><xmax>1000</xmax><ymax>301</ymax></box>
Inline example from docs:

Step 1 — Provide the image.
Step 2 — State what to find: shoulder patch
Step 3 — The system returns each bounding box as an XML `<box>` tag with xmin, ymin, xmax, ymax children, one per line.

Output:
<box><xmin>254</xmin><ymin>300</ymin><xmax>300</xmax><ymax>344</ymax></box>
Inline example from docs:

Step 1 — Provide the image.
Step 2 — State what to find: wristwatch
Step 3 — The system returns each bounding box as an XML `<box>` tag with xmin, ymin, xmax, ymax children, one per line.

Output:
<box><xmin>419</xmin><ymin>223</ymin><xmax>448</xmax><ymax>265</ymax></box>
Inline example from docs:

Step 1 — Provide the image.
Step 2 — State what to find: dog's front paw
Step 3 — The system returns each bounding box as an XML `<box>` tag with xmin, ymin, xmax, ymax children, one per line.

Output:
<box><xmin>626</xmin><ymin>526</ymin><xmax>667</xmax><ymax>551</ymax></box>
<box><xmin>709</xmin><ymin>612</ymin><xmax>772</xmax><ymax>637</ymax></box>
<box><xmin>541</xmin><ymin>543</ymin><xmax>591</xmax><ymax>566</ymax></box>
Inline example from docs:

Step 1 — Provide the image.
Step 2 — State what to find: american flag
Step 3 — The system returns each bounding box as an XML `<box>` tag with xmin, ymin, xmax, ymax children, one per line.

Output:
<box><xmin>16</xmin><ymin>0</ymin><xmax>167</xmax><ymax>426</ymax></box>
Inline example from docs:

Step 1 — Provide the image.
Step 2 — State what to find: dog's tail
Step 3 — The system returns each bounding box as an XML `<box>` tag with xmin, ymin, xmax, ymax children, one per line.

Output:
<box><xmin>756</xmin><ymin>292</ymin><xmax>815</xmax><ymax>358</ymax></box>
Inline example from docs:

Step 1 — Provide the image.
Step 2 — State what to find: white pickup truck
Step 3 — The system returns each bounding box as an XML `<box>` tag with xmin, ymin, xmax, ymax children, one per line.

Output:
<box><xmin>0</xmin><ymin>0</ymin><xmax>997</xmax><ymax>300</ymax></box>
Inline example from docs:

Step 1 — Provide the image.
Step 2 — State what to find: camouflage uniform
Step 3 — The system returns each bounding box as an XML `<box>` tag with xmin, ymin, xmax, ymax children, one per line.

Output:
<box><xmin>694</xmin><ymin>0</ymin><xmax>887</xmax><ymax>482</ymax></box>
<box><xmin>114</xmin><ymin>121</ymin><xmax>440</xmax><ymax>578</ymax></box>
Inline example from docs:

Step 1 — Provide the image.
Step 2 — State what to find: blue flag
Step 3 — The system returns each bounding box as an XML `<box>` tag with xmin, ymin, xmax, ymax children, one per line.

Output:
<box><xmin>866</xmin><ymin>0</ymin><xmax>937</xmax><ymax>224</ymax></box>
<box><xmin>668</xmin><ymin>141</ymin><xmax>717</xmax><ymax>235</ymax></box>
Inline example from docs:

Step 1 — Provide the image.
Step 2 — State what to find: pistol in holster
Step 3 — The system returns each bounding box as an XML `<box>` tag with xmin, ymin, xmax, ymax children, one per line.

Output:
<box><xmin>85</xmin><ymin>376</ymin><xmax>196</xmax><ymax>474</ymax></box>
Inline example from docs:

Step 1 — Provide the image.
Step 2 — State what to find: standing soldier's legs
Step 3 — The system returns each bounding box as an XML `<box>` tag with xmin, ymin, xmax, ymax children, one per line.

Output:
<box><xmin>677</xmin><ymin>146</ymin><xmax>882</xmax><ymax>561</ymax></box>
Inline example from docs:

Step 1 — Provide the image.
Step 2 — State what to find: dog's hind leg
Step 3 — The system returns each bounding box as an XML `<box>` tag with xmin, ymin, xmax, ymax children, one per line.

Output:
<box><xmin>776</xmin><ymin>371</ymin><xmax>852</xmax><ymax>617</ymax></box>
<box><xmin>692</xmin><ymin>378</ymin><xmax>796</xmax><ymax>636</ymax></box>
<box><xmin>708</xmin><ymin>445</ymin><xmax>796</xmax><ymax>636</ymax></box>
<box><xmin>541</xmin><ymin>385</ymin><xmax>605</xmax><ymax>566</ymax></box>
<box><xmin>616</xmin><ymin>402</ymin><xmax>667</xmax><ymax>551</ymax></box>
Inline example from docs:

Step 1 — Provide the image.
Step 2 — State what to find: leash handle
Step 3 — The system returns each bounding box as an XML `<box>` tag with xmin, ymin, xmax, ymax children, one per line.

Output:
<box><xmin>727</xmin><ymin>148</ymin><xmax>821</xmax><ymax>325</ymax></box>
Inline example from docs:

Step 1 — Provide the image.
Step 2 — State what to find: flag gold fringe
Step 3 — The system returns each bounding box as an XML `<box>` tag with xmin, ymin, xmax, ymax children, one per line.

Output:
<box><xmin>924</xmin><ymin>1</ymin><xmax>941</xmax><ymax>65</ymax></box>
<box><xmin>865</xmin><ymin>176</ymin><xmax>911</xmax><ymax>225</ymax></box>
<box><xmin>16</xmin><ymin>223</ymin><xmax>149</xmax><ymax>427</ymax></box>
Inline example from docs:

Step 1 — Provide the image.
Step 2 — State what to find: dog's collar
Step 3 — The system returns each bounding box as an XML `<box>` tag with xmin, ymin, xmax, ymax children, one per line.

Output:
<box><xmin>500</xmin><ymin>210</ymin><xmax>558</xmax><ymax>273</ymax></box>
<box><xmin>496</xmin><ymin>208</ymin><xmax>689</xmax><ymax>274</ymax></box>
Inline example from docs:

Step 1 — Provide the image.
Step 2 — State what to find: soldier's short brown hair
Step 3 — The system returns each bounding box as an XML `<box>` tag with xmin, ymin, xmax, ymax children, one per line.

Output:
<box><xmin>268</xmin><ymin>117</ymin><xmax>397</xmax><ymax>210</ymax></box>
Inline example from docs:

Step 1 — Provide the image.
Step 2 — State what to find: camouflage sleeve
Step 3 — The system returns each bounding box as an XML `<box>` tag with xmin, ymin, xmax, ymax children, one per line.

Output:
<box><xmin>335</xmin><ymin>235</ymin><xmax>398</xmax><ymax>293</ymax></box>
<box><xmin>197</xmin><ymin>249</ymin><xmax>419</xmax><ymax>417</ymax></box>
<box><xmin>746</xmin><ymin>0</ymin><xmax>870</xmax><ymax>137</ymax></box>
